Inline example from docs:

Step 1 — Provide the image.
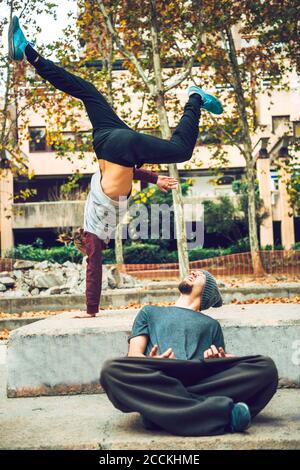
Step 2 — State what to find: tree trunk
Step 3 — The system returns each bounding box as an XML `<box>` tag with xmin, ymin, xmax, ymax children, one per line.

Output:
<box><xmin>150</xmin><ymin>1</ymin><xmax>189</xmax><ymax>278</ymax></box>
<box><xmin>115</xmin><ymin>219</ymin><xmax>125</xmax><ymax>271</ymax></box>
<box><xmin>225</xmin><ymin>27</ymin><xmax>264</xmax><ymax>276</ymax></box>
<box><xmin>98</xmin><ymin>0</ymin><xmax>190</xmax><ymax>278</ymax></box>
<box><xmin>246</xmin><ymin>161</ymin><xmax>265</xmax><ymax>276</ymax></box>
<box><xmin>103</xmin><ymin>19</ymin><xmax>125</xmax><ymax>268</ymax></box>
<box><xmin>155</xmin><ymin>95</ymin><xmax>189</xmax><ymax>278</ymax></box>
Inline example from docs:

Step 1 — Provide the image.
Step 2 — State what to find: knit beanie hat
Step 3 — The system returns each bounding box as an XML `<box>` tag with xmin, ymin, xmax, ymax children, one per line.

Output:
<box><xmin>200</xmin><ymin>270</ymin><xmax>223</xmax><ymax>310</ymax></box>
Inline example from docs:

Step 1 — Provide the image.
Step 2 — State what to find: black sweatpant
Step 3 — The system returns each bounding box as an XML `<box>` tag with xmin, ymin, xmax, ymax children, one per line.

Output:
<box><xmin>26</xmin><ymin>45</ymin><xmax>202</xmax><ymax>167</ymax></box>
<box><xmin>100</xmin><ymin>355</ymin><xmax>278</xmax><ymax>436</ymax></box>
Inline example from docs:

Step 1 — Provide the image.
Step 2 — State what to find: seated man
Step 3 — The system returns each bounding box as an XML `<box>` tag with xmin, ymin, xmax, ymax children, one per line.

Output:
<box><xmin>100</xmin><ymin>270</ymin><xmax>278</xmax><ymax>436</ymax></box>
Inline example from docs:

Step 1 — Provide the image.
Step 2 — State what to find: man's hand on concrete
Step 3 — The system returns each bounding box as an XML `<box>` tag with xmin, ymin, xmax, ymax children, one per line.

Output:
<box><xmin>149</xmin><ymin>344</ymin><xmax>176</xmax><ymax>359</ymax></box>
<box><xmin>204</xmin><ymin>345</ymin><xmax>235</xmax><ymax>359</ymax></box>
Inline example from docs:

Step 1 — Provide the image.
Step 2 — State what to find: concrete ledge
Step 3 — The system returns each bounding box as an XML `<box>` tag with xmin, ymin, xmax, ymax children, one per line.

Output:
<box><xmin>0</xmin><ymin>289</ymin><xmax>176</xmax><ymax>314</ymax></box>
<box><xmin>1</xmin><ymin>359</ymin><xmax>299</xmax><ymax>449</ymax></box>
<box><xmin>221</xmin><ymin>285</ymin><xmax>300</xmax><ymax>303</ymax></box>
<box><xmin>7</xmin><ymin>304</ymin><xmax>300</xmax><ymax>397</ymax></box>
<box><xmin>0</xmin><ymin>317</ymin><xmax>46</xmax><ymax>331</ymax></box>
<box><xmin>1</xmin><ymin>284</ymin><xmax>300</xmax><ymax>314</ymax></box>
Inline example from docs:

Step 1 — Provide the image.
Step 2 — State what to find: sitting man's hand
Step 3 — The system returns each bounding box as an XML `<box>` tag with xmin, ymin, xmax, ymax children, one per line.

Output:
<box><xmin>149</xmin><ymin>344</ymin><xmax>176</xmax><ymax>359</ymax></box>
<box><xmin>204</xmin><ymin>345</ymin><xmax>235</xmax><ymax>359</ymax></box>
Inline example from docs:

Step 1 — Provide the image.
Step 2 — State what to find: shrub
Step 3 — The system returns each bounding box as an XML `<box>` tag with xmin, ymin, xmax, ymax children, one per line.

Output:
<box><xmin>102</xmin><ymin>248</ymin><xmax>116</xmax><ymax>264</ymax></box>
<box><xmin>188</xmin><ymin>247</ymin><xmax>229</xmax><ymax>261</ymax></box>
<box><xmin>10</xmin><ymin>237</ymin><xmax>293</xmax><ymax>267</ymax></box>
<box><xmin>103</xmin><ymin>244</ymin><xmax>250</xmax><ymax>265</ymax></box>
<box><xmin>7</xmin><ymin>243</ymin><xmax>83</xmax><ymax>264</ymax></box>
<box><xmin>203</xmin><ymin>196</ymin><xmax>245</xmax><ymax>243</ymax></box>
<box><xmin>123</xmin><ymin>243</ymin><xmax>170</xmax><ymax>264</ymax></box>
<box><xmin>226</xmin><ymin>237</ymin><xmax>250</xmax><ymax>253</ymax></box>
<box><xmin>263</xmin><ymin>244</ymin><xmax>285</xmax><ymax>251</ymax></box>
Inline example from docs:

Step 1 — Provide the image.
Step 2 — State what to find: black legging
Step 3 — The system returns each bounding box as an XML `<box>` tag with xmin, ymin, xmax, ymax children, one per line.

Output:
<box><xmin>25</xmin><ymin>45</ymin><xmax>202</xmax><ymax>167</ymax></box>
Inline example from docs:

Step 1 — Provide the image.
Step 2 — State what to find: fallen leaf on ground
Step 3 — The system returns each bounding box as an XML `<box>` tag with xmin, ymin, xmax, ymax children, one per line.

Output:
<box><xmin>232</xmin><ymin>296</ymin><xmax>300</xmax><ymax>304</ymax></box>
<box><xmin>0</xmin><ymin>329</ymin><xmax>9</xmax><ymax>340</ymax></box>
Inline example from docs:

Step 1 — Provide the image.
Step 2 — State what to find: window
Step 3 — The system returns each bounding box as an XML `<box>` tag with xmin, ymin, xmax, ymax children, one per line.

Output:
<box><xmin>215</xmin><ymin>83</ymin><xmax>234</xmax><ymax>91</ymax></box>
<box><xmin>198</xmin><ymin>130</ymin><xmax>221</xmax><ymax>145</ymax></box>
<box><xmin>293</xmin><ymin>121</ymin><xmax>300</xmax><ymax>138</ymax></box>
<box><xmin>29</xmin><ymin>128</ymin><xmax>93</xmax><ymax>153</ymax></box>
<box><xmin>76</xmin><ymin>130</ymin><xmax>93</xmax><ymax>151</ymax></box>
<box><xmin>272</xmin><ymin>116</ymin><xmax>290</xmax><ymax>133</ymax></box>
<box><xmin>29</xmin><ymin>127</ymin><xmax>47</xmax><ymax>152</ymax></box>
<box><xmin>241</xmin><ymin>36</ymin><xmax>258</xmax><ymax>48</ymax></box>
<box><xmin>270</xmin><ymin>169</ymin><xmax>279</xmax><ymax>191</ymax></box>
<box><xmin>216</xmin><ymin>176</ymin><xmax>234</xmax><ymax>186</ymax></box>
<box><xmin>261</xmin><ymin>73</ymin><xmax>282</xmax><ymax>88</ymax></box>
<box><xmin>52</xmin><ymin>131</ymin><xmax>93</xmax><ymax>152</ymax></box>
<box><xmin>51</xmin><ymin>132</ymin><xmax>77</xmax><ymax>152</ymax></box>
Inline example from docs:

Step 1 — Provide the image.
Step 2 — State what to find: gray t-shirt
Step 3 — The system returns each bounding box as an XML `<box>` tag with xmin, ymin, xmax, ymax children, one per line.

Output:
<box><xmin>128</xmin><ymin>305</ymin><xmax>225</xmax><ymax>360</ymax></box>
<box><xmin>84</xmin><ymin>169</ymin><xmax>128</xmax><ymax>243</ymax></box>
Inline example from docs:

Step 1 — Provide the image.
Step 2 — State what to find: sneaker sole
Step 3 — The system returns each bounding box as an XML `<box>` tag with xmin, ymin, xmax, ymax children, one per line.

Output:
<box><xmin>189</xmin><ymin>87</ymin><xmax>223</xmax><ymax>115</ymax></box>
<box><xmin>201</xmin><ymin>92</ymin><xmax>223</xmax><ymax>115</ymax></box>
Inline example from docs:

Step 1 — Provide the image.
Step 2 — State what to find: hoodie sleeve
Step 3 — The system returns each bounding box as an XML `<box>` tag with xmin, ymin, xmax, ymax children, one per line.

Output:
<box><xmin>84</xmin><ymin>231</ymin><xmax>104</xmax><ymax>315</ymax></box>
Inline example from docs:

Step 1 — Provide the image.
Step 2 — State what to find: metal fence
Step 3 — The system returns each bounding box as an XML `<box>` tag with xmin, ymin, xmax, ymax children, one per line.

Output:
<box><xmin>1</xmin><ymin>250</ymin><xmax>300</xmax><ymax>279</ymax></box>
<box><xmin>0</xmin><ymin>258</ymin><xmax>14</xmax><ymax>272</ymax></box>
<box><xmin>124</xmin><ymin>250</ymin><xmax>300</xmax><ymax>279</ymax></box>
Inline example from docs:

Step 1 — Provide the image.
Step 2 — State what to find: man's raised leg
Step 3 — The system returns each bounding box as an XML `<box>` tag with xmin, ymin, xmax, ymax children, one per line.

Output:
<box><xmin>8</xmin><ymin>16</ymin><xmax>130</xmax><ymax>131</ymax></box>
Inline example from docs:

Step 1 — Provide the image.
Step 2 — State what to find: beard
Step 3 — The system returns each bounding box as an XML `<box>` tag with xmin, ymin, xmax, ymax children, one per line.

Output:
<box><xmin>178</xmin><ymin>280</ymin><xmax>193</xmax><ymax>295</ymax></box>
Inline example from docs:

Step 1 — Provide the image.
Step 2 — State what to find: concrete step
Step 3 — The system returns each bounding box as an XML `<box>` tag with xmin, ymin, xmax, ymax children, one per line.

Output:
<box><xmin>6</xmin><ymin>304</ymin><xmax>300</xmax><ymax>398</ymax></box>
<box><xmin>1</xmin><ymin>363</ymin><xmax>299</xmax><ymax>450</ymax></box>
<box><xmin>0</xmin><ymin>316</ymin><xmax>46</xmax><ymax>331</ymax></box>
<box><xmin>1</xmin><ymin>284</ymin><xmax>299</xmax><ymax>314</ymax></box>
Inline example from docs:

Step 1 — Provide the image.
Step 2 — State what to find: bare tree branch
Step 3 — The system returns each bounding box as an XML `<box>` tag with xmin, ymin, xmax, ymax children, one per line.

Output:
<box><xmin>97</xmin><ymin>0</ymin><xmax>155</xmax><ymax>95</ymax></box>
<box><xmin>133</xmin><ymin>92</ymin><xmax>146</xmax><ymax>131</ymax></box>
<box><xmin>164</xmin><ymin>26</ymin><xmax>204</xmax><ymax>92</ymax></box>
<box><xmin>189</xmin><ymin>74</ymin><xmax>245</xmax><ymax>154</ymax></box>
<box><xmin>19</xmin><ymin>3</ymin><xmax>30</xmax><ymax>19</ymax></box>
<box><xmin>209</xmin><ymin>115</ymin><xmax>248</xmax><ymax>158</ymax></box>
<box><xmin>222</xmin><ymin>28</ymin><xmax>253</xmax><ymax>159</ymax></box>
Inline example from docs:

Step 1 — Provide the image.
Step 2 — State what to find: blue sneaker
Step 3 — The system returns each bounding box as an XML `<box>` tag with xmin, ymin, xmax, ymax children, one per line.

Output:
<box><xmin>188</xmin><ymin>85</ymin><xmax>223</xmax><ymax>115</ymax></box>
<box><xmin>230</xmin><ymin>402</ymin><xmax>251</xmax><ymax>433</ymax></box>
<box><xmin>8</xmin><ymin>16</ymin><xmax>30</xmax><ymax>61</ymax></box>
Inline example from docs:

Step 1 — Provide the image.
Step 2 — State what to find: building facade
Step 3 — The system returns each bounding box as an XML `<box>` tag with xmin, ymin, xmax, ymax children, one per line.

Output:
<box><xmin>0</xmin><ymin>57</ymin><xmax>299</xmax><ymax>255</ymax></box>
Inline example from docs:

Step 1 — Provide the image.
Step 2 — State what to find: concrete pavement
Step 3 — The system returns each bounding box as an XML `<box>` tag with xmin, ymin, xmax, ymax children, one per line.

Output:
<box><xmin>0</xmin><ymin>361</ymin><xmax>300</xmax><ymax>450</ymax></box>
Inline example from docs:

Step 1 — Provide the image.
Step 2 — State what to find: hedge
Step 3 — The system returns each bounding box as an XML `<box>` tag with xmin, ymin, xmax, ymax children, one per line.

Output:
<box><xmin>7</xmin><ymin>240</ymin><xmax>298</xmax><ymax>265</ymax></box>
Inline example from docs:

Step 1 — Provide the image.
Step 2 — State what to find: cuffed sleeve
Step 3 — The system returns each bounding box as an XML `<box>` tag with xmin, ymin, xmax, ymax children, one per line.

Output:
<box><xmin>84</xmin><ymin>231</ymin><xmax>104</xmax><ymax>315</ymax></box>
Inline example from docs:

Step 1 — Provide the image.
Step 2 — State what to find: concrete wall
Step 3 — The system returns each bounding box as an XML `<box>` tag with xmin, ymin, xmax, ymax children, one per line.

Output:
<box><xmin>12</xmin><ymin>191</ymin><xmax>283</xmax><ymax>230</ymax></box>
<box><xmin>12</xmin><ymin>200</ymin><xmax>85</xmax><ymax>229</ymax></box>
<box><xmin>1</xmin><ymin>285</ymin><xmax>299</xmax><ymax>314</ymax></box>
